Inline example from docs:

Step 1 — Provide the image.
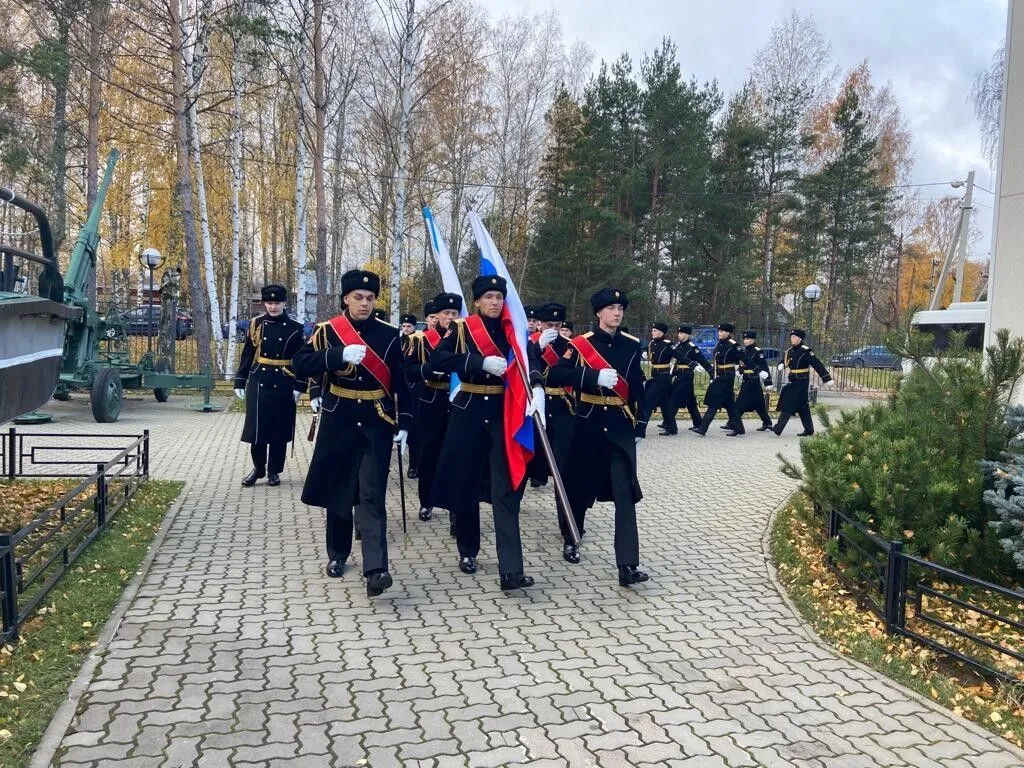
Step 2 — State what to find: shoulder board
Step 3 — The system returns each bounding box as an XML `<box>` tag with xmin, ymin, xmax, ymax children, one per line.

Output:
<box><xmin>728</xmin><ymin>339</ymin><xmax>737</xmax><ymax>345</ymax></box>
<box><xmin>801</xmin><ymin>345</ymin><xmax>809</xmax><ymax>350</ymax></box>
<box><xmin>753</xmin><ymin>346</ymin><xmax>761</xmax><ymax>351</ymax></box>
<box><xmin>621</xmin><ymin>332</ymin><xmax>639</xmax><ymax>342</ymax></box>
<box><xmin>582</xmin><ymin>331</ymin><xmax>594</xmax><ymax>338</ymax></box>
<box><xmin>375</xmin><ymin>318</ymin><xmax>398</xmax><ymax>329</ymax></box>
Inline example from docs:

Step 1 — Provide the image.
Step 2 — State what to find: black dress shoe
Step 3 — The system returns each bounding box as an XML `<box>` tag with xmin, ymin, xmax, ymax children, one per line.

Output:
<box><xmin>797</xmin><ymin>431</ymin><xmax>814</xmax><ymax>437</ymax></box>
<box><xmin>267</xmin><ymin>473</ymin><xmax>281</xmax><ymax>486</ymax></box>
<box><xmin>563</xmin><ymin>543</ymin><xmax>580</xmax><ymax>564</ymax></box>
<box><xmin>241</xmin><ymin>469</ymin><xmax>265</xmax><ymax>487</ymax></box>
<box><xmin>366</xmin><ymin>570</ymin><xmax>393</xmax><ymax>597</ymax></box>
<box><xmin>719</xmin><ymin>423</ymin><xmax>731</xmax><ymax>429</ymax></box>
<box><xmin>771</xmin><ymin>425</ymin><xmax>782</xmax><ymax>436</ymax></box>
<box><xmin>500</xmin><ymin>573</ymin><xmax>535</xmax><ymax>590</ymax></box>
<box><xmin>419</xmin><ymin>507</ymin><xmax>433</xmax><ymax>521</ymax></box>
<box><xmin>326</xmin><ymin>560</ymin><xmax>344</xmax><ymax>578</ymax></box>
<box><xmin>459</xmin><ymin>556</ymin><xmax>477</xmax><ymax>574</ymax></box>
<box><xmin>726</xmin><ymin>430</ymin><xmax>743</xmax><ymax>437</ymax></box>
<box><xmin>529</xmin><ymin>478</ymin><xmax>545</xmax><ymax>488</ymax></box>
<box><xmin>618</xmin><ymin>565</ymin><xmax>650</xmax><ymax>587</ymax></box>
<box><xmin>757</xmin><ymin>424</ymin><xmax>773</xmax><ymax>431</ymax></box>
<box><xmin>691</xmin><ymin>427</ymin><xmax>707</xmax><ymax>436</ymax></box>
<box><xmin>659</xmin><ymin>428</ymin><xmax>678</xmax><ymax>436</ymax></box>
<box><xmin>407</xmin><ymin>467</ymin><xmax>419</xmax><ymax>479</ymax></box>
<box><xmin>354</xmin><ymin>527</ymin><xmax>362</xmax><ymax>541</ymax></box>
<box><xmin>449</xmin><ymin>513</ymin><xmax>456</xmax><ymax>537</ymax></box>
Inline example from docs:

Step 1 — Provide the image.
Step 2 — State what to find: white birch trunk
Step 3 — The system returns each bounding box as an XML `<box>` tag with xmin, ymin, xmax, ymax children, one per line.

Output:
<box><xmin>225</xmin><ymin>40</ymin><xmax>244</xmax><ymax>378</ymax></box>
<box><xmin>181</xmin><ymin>0</ymin><xmax>225</xmax><ymax>372</ymax></box>
<box><xmin>390</xmin><ymin>0</ymin><xmax>415</xmax><ymax>323</ymax></box>
<box><xmin>295</xmin><ymin>49</ymin><xmax>310</xmax><ymax>324</ymax></box>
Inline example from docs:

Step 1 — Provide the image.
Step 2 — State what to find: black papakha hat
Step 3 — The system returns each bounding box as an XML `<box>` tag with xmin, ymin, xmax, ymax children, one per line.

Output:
<box><xmin>341</xmin><ymin>269</ymin><xmax>380</xmax><ymax>297</ymax></box>
<box><xmin>433</xmin><ymin>292</ymin><xmax>463</xmax><ymax>312</ymax></box>
<box><xmin>718</xmin><ymin>322</ymin><xmax>735</xmax><ymax>334</ymax></box>
<box><xmin>651</xmin><ymin>322</ymin><xmax>668</xmax><ymax>334</ymax></box>
<box><xmin>400</xmin><ymin>313</ymin><xmax>417</xmax><ymax>325</ymax></box>
<box><xmin>538</xmin><ymin>302</ymin><xmax>567</xmax><ymax>322</ymax></box>
<box><xmin>743</xmin><ymin>330</ymin><xmax>757</xmax><ymax>340</ymax></box>
<box><xmin>261</xmin><ymin>284</ymin><xmax>286</xmax><ymax>302</ymax></box>
<box><xmin>591</xmin><ymin>288</ymin><xmax>628</xmax><ymax>313</ymax></box>
<box><xmin>790</xmin><ymin>328</ymin><xmax>807</xmax><ymax>340</ymax></box>
<box><xmin>472</xmin><ymin>275</ymin><xmax>507</xmax><ymax>300</ymax></box>
<box><xmin>423</xmin><ymin>300</ymin><xmax>437</xmax><ymax>317</ymax></box>
<box><xmin>677</xmin><ymin>324</ymin><xmax>692</xmax><ymax>334</ymax></box>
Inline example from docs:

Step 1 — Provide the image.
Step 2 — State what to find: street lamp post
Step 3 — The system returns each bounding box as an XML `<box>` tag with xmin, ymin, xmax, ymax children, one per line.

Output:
<box><xmin>139</xmin><ymin>248</ymin><xmax>164</xmax><ymax>358</ymax></box>
<box><xmin>803</xmin><ymin>283</ymin><xmax>822</xmax><ymax>346</ymax></box>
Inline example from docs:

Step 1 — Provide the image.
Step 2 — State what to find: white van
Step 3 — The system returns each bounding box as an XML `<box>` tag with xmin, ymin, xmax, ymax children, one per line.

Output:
<box><xmin>904</xmin><ymin>301</ymin><xmax>987</xmax><ymax>373</ymax></box>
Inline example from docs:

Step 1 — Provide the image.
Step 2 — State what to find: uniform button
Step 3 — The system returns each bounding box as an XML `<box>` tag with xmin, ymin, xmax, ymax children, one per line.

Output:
<box><xmin>483</xmin><ymin>396</ymin><xmax>489</xmax><ymax>401</ymax></box>
<box><xmin>356</xmin><ymin>399</ymin><xmax>361</xmax><ymax>403</ymax></box>
<box><xmin>484</xmin><ymin>419</ymin><xmax>489</xmax><ymax>424</ymax></box>
<box><xmin>603</xmin><ymin>406</ymin><xmax>608</xmax><ymax>411</ymax></box>
<box><xmin>603</xmin><ymin>427</ymin><xmax>608</xmax><ymax>432</ymax></box>
<box><xmin>358</xmin><ymin>376</ymin><xmax>363</xmax><ymax>381</ymax></box>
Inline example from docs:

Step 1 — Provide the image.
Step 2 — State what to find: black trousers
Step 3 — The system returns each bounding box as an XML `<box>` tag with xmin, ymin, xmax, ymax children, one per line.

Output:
<box><xmin>699</xmin><ymin>386</ymin><xmax>743</xmax><ymax>433</ymax></box>
<box><xmin>738</xmin><ymin>380</ymin><xmax>773</xmax><ymax>427</ymax></box>
<box><xmin>453</xmin><ymin>423</ymin><xmax>526</xmax><ymax>576</ymax></box>
<box><xmin>565</xmin><ymin>444</ymin><xmax>639</xmax><ymax>566</ymax></box>
<box><xmin>664</xmin><ymin>376</ymin><xmax>702</xmax><ymax>430</ymax></box>
<box><xmin>776</xmin><ymin>400</ymin><xmax>814</xmax><ymax>434</ymax></box>
<box><xmin>323</xmin><ymin>433</ymin><xmax>391</xmax><ymax>574</ymax></box>
<box><xmin>250</xmin><ymin>443</ymin><xmax>287</xmax><ymax>474</ymax></box>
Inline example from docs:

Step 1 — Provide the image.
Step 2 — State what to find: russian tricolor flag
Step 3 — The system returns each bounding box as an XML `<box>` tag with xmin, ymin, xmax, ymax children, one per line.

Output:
<box><xmin>467</xmin><ymin>210</ymin><xmax>534</xmax><ymax>488</ymax></box>
<box><xmin>422</xmin><ymin>206</ymin><xmax>468</xmax><ymax>400</ymax></box>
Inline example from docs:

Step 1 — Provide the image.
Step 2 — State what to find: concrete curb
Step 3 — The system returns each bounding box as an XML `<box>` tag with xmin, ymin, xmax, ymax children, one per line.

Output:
<box><xmin>761</xmin><ymin>493</ymin><xmax>1024</xmax><ymax>762</ymax></box>
<box><xmin>28</xmin><ymin>480</ymin><xmax>191</xmax><ymax>768</ymax></box>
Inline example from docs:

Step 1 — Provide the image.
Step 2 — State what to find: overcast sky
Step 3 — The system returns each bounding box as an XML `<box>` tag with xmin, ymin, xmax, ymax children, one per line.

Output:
<box><xmin>481</xmin><ymin>0</ymin><xmax>1008</xmax><ymax>255</ymax></box>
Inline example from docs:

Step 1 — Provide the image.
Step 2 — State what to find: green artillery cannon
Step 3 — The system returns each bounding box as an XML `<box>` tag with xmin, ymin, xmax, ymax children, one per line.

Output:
<box><xmin>1</xmin><ymin>150</ymin><xmax>215</xmax><ymax>423</ymax></box>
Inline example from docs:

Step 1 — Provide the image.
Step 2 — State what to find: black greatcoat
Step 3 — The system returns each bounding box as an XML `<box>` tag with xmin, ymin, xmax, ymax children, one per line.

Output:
<box><xmin>294</xmin><ymin>314</ymin><xmax>412</xmax><ymax>510</ymax></box>
<box><xmin>778</xmin><ymin>343</ymin><xmax>832</xmax><ymax>414</ymax></box>
<box><xmin>547</xmin><ymin>328</ymin><xmax>648</xmax><ymax>511</ymax></box>
<box><xmin>644</xmin><ymin>337</ymin><xmax>675</xmax><ymax>415</ymax></box>
<box><xmin>703</xmin><ymin>337</ymin><xmax>745</xmax><ymax>409</ymax></box>
<box><xmin>234</xmin><ymin>313</ymin><xmax>307</xmax><ymax>445</ymax></box>
<box><xmin>404</xmin><ymin>328</ymin><xmax>451</xmax><ymax>509</ymax></box>
<box><xmin>527</xmin><ymin>332</ymin><xmax>575</xmax><ymax>481</ymax></box>
<box><xmin>735</xmin><ymin>344</ymin><xmax>773</xmax><ymax>412</ymax></box>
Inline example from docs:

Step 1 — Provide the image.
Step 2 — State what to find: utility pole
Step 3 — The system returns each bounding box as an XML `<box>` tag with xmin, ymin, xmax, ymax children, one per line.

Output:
<box><xmin>928</xmin><ymin>170</ymin><xmax>975</xmax><ymax>310</ymax></box>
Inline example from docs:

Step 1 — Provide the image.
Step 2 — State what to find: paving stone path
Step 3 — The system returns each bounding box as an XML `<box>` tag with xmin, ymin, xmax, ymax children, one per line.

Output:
<box><xmin>27</xmin><ymin>394</ymin><xmax>1024</xmax><ymax>767</ymax></box>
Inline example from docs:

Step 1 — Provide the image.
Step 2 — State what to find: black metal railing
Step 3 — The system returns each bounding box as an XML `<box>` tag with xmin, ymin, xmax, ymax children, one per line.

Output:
<box><xmin>1</xmin><ymin>427</ymin><xmax>149</xmax><ymax>479</ymax></box>
<box><xmin>0</xmin><ymin>430</ymin><xmax>149</xmax><ymax>643</ymax></box>
<box><xmin>822</xmin><ymin>505</ymin><xmax>1024</xmax><ymax>683</ymax></box>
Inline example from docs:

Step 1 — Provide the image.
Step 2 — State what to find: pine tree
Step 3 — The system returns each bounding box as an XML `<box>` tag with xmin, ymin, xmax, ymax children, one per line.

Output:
<box><xmin>984</xmin><ymin>407</ymin><xmax>1024</xmax><ymax>574</ymax></box>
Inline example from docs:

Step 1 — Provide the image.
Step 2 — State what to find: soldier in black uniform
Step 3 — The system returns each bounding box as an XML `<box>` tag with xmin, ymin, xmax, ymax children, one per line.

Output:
<box><xmin>429</xmin><ymin>275</ymin><xmax>535</xmax><ymax>591</ymax></box>
<box><xmin>693</xmin><ymin>322</ymin><xmax>746</xmax><ymax>436</ymax></box>
<box><xmin>526</xmin><ymin>305</ymin><xmax>540</xmax><ymax>336</ymax></box>
<box><xmin>399</xmin><ymin>313</ymin><xmax>417</xmax><ymax>352</ymax></box>
<box><xmin>293</xmin><ymin>270</ymin><xmax>412</xmax><ymax>597</ymax></box>
<box><xmin>559</xmin><ymin>321</ymin><xmax>574</xmax><ymax>340</ymax></box>
<box><xmin>399</xmin><ymin>311</ymin><xmax>420</xmax><ymax>477</ymax></box>
<box><xmin>527</xmin><ymin>302</ymin><xmax>577</xmax><ymax>558</ymax></box>
<box><xmin>547</xmin><ymin>288</ymin><xmax>650</xmax><ymax>586</ymax></box>
<box><xmin>644</xmin><ymin>322</ymin><xmax>675</xmax><ymax>434</ymax></box>
<box><xmin>661</xmin><ymin>325</ymin><xmax>712</xmax><ymax>435</ymax></box>
<box><xmin>405</xmin><ymin>291</ymin><xmax>461</xmax><ymax>523</ymax></box>
<box><xmin>373</xmin><ymin>308</ymin><xmax>387</xmax><ymax>321</ymax></box>
<box><xmin>234</xmin><ymin>284</ymin><xmax>307</xmax><ymax>487</ymax></box>
<box><xmin>733</xmin><ymin>330</ymin><xmax>774</xmax><ymax>433</ymax></box>
<box><xmin>772</xmin><ymin>328</ymin><xmax>832</xmax><ymax>437</ymax></box>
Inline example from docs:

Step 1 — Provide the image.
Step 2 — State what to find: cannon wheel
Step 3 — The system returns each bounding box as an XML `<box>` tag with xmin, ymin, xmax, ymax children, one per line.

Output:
<box><xmin>90</xmin><ymin>367</ymin><xmax>123</xmax><ymax>423</ymax></box>
<box><xmin>153</xmin><ymin>357</ymin><xmax>171</xmax><ymax>402</ymax></box>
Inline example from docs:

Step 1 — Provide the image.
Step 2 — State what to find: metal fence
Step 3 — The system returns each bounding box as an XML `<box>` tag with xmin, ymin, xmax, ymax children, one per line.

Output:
<box><xmin>0</xmin><ymin>429</ymin><xmax>150</xmax><ymax>643</ymax></box>
<box><xmin>822</xmin><ymin>505</ymin><xmax>1024</xmax><ymax>683</ymax></box>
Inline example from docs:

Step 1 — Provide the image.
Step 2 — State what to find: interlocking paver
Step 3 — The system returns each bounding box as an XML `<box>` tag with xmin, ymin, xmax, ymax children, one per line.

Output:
<box><xmin>29</xmin><ymin>395</ymin><xmax>1024</xmax><ymax>767</ymax></box>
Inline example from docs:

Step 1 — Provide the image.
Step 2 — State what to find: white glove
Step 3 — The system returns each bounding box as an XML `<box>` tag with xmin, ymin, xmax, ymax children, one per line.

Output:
<box><xmin>293</xmin><ymin>391</ymin><xmax>301</xmax><ymax>403</ymax></box>
<box><xmin>538</xmin><ymin>328</ymin><xmax>559</xmax><ymax>350</ymax></box>
<box><xmin>309</xmin><ymin>397</ymin><xmax>322</xmax><ymax>413</ymax></box>
<box><xmin>393</xmin><ymin>429</ymin><xmax>408</xmax><ymax>455</ymax></box>
<box><xmin>526</xmin><ymin>386</ymin><xmax>546</xmax><ymax>425</ymax></box>
<box><xmin>597</xmin><ymin>368</ymin><xmax>618</xmax><ymax>389</ymax></box>
<box><xmin>342</xmin><ymin>344</ymin><xmax>367</xmax><ymax>365</ymax></box>
<box><xmin>635</xmin><ymin>436</ymin><xmax>643</xmax><ymax>445</ymax></box>
<box><xmin>234</xmin><ymin>388</ymin><xmax>245</xmax><ymax>400</ymax></box>
<box><xmin>821</xmin><ymin>380</ymin><xmax>834</xmax><ymax>389</ymax></box>
<box><xmin>765</xmin><ymin>385</ymin><xmax>776</xmax><ymax>392</ymax></box>
<box><xmin>777</xmin><ymin>363</ymin><xmax>785</xmax><ymax>372</ymax></box>
<box><xmin>759</xmin><ymin>370</ymin><xmax>769</xmax><ymax>381</ymax></box>
<box><xmin>482</xmin><ymin>356</ymin><xmax>507</xmax><ymax>377</ymax></box>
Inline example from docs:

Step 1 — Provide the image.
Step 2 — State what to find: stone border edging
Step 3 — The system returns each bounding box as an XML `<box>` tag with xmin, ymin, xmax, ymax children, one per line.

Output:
<box><xmin>760</xmin><ymin>494</ymin><xmax>1024</xmax><ymax>761</ymax></box>
<box><xmin>28</xmin><ymin>481</ymin><xmax>192</xmax><ymax>768</ymax></box>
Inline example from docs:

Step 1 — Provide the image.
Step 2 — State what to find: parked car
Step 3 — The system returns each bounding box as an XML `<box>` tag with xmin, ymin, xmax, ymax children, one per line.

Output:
<box><xmin>831</xmin><ymin>345</ymin><xmax>901</xmax><ymax>370</ymax></box>
<box><xmin>124</xmin><ymin>305</ymin><xmax>193</xmax><ymax>340</ymax></box>
<box><xmin>222</xmin><ymin>318</ymin><xmax>250</xmax><ymax>341</ymax></box>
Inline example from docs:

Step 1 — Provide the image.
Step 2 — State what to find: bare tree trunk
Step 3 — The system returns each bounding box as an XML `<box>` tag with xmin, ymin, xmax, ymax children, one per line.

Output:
<box><xmin>295</xmin><ymin>52</ymin><xmax>310</xmax><ymax>322</ymax></box>
<box><xmin>312</xmin><ymin>0</ymin><xmax>329</xmax><ymax>323</ymax></box>
<box><xmin>172</xmin><ymin>0</ymin><xmax>210</xmax><ymax>370</ymax></box>
<box><xmin>226</xmin><ymin>39</ymin><xmax>244</xmax><ymax>377</ymax></box>
<box><xmin>51</xmin><ymin>15</ymin><xmax>71</xmax><ymax>256</ymax></box>
<box><xmin>330</xmin><ymin>100</ymin><xmax>349</xmax><ymax>318</ymax></box>
<box><xmin>390</xmin><ymin>0</ymin><xmax>416</xmax><ymax>323</ymax></box>
<box><xmin>84</xmin><ymin>0</ymin><xmax>108</xmax><ymax>305</ymax></box>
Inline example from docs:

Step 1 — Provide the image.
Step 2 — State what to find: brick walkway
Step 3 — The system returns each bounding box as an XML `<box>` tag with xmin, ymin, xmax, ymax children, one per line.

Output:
<box><xmin>29</xmin><ymin>394</ymin><xmax>1024</xmax><ymax>767</ymax></box>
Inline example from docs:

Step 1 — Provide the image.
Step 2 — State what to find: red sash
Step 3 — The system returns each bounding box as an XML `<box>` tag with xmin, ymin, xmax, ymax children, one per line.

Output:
<box><xmin>571</xmin><ymin>334</ymin><xmax>630</xmax><ymax>402</ymax></box>
<box><xmin>424</xmin><ymin>328</ymin><xmax>441</xmax><ymax>349</ymax></box>
<box><xmin>465</xmin><ymin>314</ymin><xmax>504</xmax><ymax>360</ymax></box>
<box><xmin>328</xmin><ymin>314</ymin><xmax>392</xmax><ymax>391</ymax></box>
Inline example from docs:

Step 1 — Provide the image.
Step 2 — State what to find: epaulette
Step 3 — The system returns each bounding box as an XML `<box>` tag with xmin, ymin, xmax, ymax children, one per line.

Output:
<box><xmin>728</xmin><ymin>338</ymin><xmax>737</xmax><ymax>345</ymax></box>
<box><xmin>621</xmin><ymin>331</ymin><xmax>639</xmax><ymax>342</ymax></box>
<box><xmin>801</xmin><ymin>345</ymin><xmax>809</xmax><ymax>350</ymax></box>
<box><xmin>375</xmin><ymin>317</ymin><xmax>398</xmax><ymax>329</ymax></box>
<box><xmin>582</xmin><ymin>331</ymin><xmax>594</xmax><ymax>338</ymax></box>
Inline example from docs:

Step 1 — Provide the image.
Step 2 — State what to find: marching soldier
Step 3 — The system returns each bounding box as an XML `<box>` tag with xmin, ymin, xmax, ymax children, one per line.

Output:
<box><xmin>399</xmin><ymin>313</ymin><xmax>417</xmax><ymax>352</ymax></box>
<box><xmin>373</xmin><ymin>308</ymin><xmax>387</xmax><ymax>321</ymax></box>
<box><xmin>400</xmin><ymin>311</ymin><xmax>420</xmax><ymax>476</ymax></box>
<box><xmin>733</xmin><ymin>330</ymin><xmax>774</xmax><ymax>433</ymax></box>
<box><xmin>644</xmin><ymin>322</ymin><xmax>675</xmax><ymax>434</ymax></box>
<box><xmin>424</xmin><ymin>301</ymin><xmax>439</xmax><ymax>332</ymax></box>
<box><xmin>293</xmin><ymin>270</ymin><xmax>412</xmax><ymax>597</ymax></box>
<box><xmin>547</xmin><ymin>288</ymin><xmax>650</xmax><ymax>586</ymax></box>
<box><xmin>527</xmin><ymin>302</ymin><xmax>577</xmax><ymax>558</ymax></box>
<box><xmin>559</xmin><ymin>321</ymin><xmax>574</xmax><ymax>340</ymax></box>
<box><xmin>526</xmin><ymin>305</ymin><xmax>540</xmax><ymax>335</ymax></box>
<box><xmin>429</xmin><ymin>275</ymin><xmax>535</xmax><ymax>591</ymax></box>
<box><xmin>406</xmin><ymin>291</ymin><xmax>461</xmax><ymax>523</ymax></box>
<box><xmin>773</xmin><ymin>329</ymin><xmax>832</xmax><ymax>437</ymax></box>
<box><xmin>234</xmin><ymin>284</ymin><xmax>307</xmax><ymax>487</ymax></box>
<box><xmin>662</xmin><ymin>325</ymin><xmax>712</xmax><ymax>435</ymax></box>
<box><xmin>692</xmin><ymin>322</ymin><xmax>746</xmax><ymax>436</ymax></box>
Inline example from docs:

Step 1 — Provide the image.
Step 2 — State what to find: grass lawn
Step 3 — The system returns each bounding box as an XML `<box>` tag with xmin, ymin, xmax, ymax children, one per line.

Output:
<box><xmin>771</xmin><ymin>496</ymin><xmax>1024</xmax><ymax>750</ymax></box>
<box><xmin>0</xmin><ymin>480</ymin><xmax>182</xmax><ymax>767</ymax></box>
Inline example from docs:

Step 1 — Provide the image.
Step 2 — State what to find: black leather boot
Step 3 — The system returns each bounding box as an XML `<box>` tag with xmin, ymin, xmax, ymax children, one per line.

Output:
<box><xmin>459</xmin><ymin>556</ymin><xmax>477</xmax><ymax>574</ymax></box>
<box><xmin>618</xmin><ymin>565</ymin><xmax>650</xmax><ymax>587</ymax></box>
<box><xmin>241</xmin><ymin>469</ymin><xmax>265</xmax><ymax>487</ymax></box>
<box><xmin>563</xmin><ymin>543</ymin><xmax>580</xmax><ymax>564</ymax></box>
<box><xmin>326</xmin><ymin>560</ymin><xmax>344</xmax><ymax>578</ymax></box>
<box><xmin>366</xmin><ymin>570</ymin><xmax>393</xmax><ymax>597</ymax></box>
<box><xmin>267</xmin><ymin>473</ymin><xmax>281</xmax><ymax>486</ymax></box>
<box><xmin>500</xmin><ymin>573</ymin><xmax>535</xmax><ymax>591</ymax></box>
